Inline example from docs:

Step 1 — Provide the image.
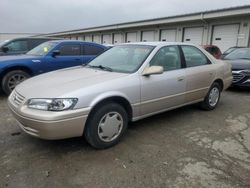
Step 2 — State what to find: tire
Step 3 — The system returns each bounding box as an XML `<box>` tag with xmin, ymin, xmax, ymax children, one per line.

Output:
<box><xmin>200</xmin><ymin>82</ymin><xmax>221</xmax><ymax>111</ymax></box>
<box><xmin>84</xmin><ymin>103</ymin><xmax>128</xmax><ymax>149</ymax></box>
<box><xmin>1</xmin><ymin>70</ymin><xmax>30</xmax><ymax>95</ymax></box>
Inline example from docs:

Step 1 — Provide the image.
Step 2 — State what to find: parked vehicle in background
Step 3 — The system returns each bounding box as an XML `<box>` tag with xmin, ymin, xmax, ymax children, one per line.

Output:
<box><xmin>0</xmin><ymin>40</ymin><xmax>108</xmax><ymax>94</ymax></box>
<box><xmin>0</xmin><ymin>37</ymin><xmax>61</xmax><ymax>56</ymax></box>
<box><xmin>202</xmin><ymin>45</ymin><xmax>222</xmax><ymax>59</ymax></box>
<box><xmin>8</xmin><ymin>42</ymin><xmax>232</xmax><ymax>149</ymax></box>
<box><xmin>221</xmin><ymin>46</ymin><xmax>244</xmax><ymax>59</ymax></box>
<box><xmin>223</xmin><ymin>48</ymin><xmax>250</xmax><ymax>87</ymax></box>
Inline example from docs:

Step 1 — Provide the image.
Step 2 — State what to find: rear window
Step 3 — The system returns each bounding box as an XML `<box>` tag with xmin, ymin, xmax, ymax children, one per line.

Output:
<box><xmin>59</xmin><ymin>44</ymin><xmax>81</xmax><ymax>56</ymax></box>
<box><xmin>83</xmin><ymin>45</ymin><xmax>104</xmax><ymax>55</ymax></box>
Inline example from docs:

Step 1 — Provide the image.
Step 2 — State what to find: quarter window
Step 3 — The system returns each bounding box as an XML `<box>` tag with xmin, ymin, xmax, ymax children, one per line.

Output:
<box><xmin>181</xmin><ymin>46</ymin><xmax>210</xmax><ymax>67</ymax></box>
<box><xmin>149</xmin><ymin>46</ymin><xmax>181</xmax><ymax>71</ymax></box>
<box><xmin>59</xmin><ymin>44</ymin><xmax>81</xmax><ymax>56</ymax></box>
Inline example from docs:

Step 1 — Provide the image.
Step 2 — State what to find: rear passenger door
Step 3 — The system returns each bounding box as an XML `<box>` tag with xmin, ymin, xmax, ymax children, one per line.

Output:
<box><xmin>181</xmin><ymin>45</ymin><xmax>215</xmax><ymax>103</ymax></box>
<box><xmin>82</xmin><ymin>45</ymin><xmax>104</xmax><ymax>64</ymax></box>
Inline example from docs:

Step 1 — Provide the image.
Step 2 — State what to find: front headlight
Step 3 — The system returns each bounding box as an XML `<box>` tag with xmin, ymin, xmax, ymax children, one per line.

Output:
<box><xmin>28</xmin><ymin>98</ymin><xmax>78</xmax><ymax>111</ymax></box>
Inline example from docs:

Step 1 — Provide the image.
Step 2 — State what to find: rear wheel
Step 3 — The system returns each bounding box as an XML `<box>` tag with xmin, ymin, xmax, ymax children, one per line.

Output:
<box><xmin>200</xmin><ymin>82</ymin><xmax>221</xmax><ymax>110</ymax></box>
<box><xmin>84</xmin><ymin>103</ymin><xmax>128</xmax><ymax>149</ymax></box>
<box><xmin>1</xmin><ymin>70</ymin><xmax>30</xmax><ymax>95</ymax></box>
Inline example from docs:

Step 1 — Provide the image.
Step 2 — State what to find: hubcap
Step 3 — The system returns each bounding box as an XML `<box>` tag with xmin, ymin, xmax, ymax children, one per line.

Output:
<box><xmin>208</xmin><ymin>87</ymin><xmax>220</xmax><ymax>107</ymax></box>
<box><xmin>97</xmin><ymin>112</ymin><xmax>123</xmax><ymax>142</ymax></box>
<box><xmin>8</xmin><ymin>74</ymin><xmax>27</xmax><ymax>91</ymax></box>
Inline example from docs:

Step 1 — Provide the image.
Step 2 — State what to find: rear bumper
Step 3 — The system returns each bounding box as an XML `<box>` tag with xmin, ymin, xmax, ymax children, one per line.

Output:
<box><xmin>8</xmin><ymin>101</ymin><xmax>89</xmax><ymax>140</ymax></box>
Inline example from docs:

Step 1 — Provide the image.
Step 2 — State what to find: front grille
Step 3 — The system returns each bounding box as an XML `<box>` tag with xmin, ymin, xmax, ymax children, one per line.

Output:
<box><xmin>11</xmin><ymin>90</ymin><xmax>25</xmax><ymax>106</ymax></box>
<box><xmin>241</xmin><ymin>70</ymin><xmax>250</xmax><ymax>76</ymax></box>
<box><xmin>232</xmin><ymin>73</ymin><xmax>245</xmax><ymax>83</ymax></box>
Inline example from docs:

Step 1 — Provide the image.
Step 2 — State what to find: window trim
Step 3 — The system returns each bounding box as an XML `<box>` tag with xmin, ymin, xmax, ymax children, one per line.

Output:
<box><xmin>180</xmin><ymin>45</ymin><xmax>212</xmax><ymax>68</ymax></box>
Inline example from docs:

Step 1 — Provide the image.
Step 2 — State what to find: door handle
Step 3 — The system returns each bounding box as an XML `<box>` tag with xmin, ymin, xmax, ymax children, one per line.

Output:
<box><xmin>177</xmin><ymin>77</ymin><xmax>184</xmax><ymax>81</ymax></box>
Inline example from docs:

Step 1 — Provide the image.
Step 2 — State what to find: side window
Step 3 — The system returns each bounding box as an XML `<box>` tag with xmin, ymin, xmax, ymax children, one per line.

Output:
<box><xmin>182</xmin><ymin>46</ymin><xmax>210</xmax><ymax>67</ymax></box>
<box><xmin>149</xmin><ymin>46</ymin><xmax>181</xmax><ymax>71</ymax></box>
<box><xmin>5</xmin><ymin>40</ymin><xmax>29</xmax><ymax>52</ymax></box>
<box><xmin>83</xmin><ymin>45</ymin><xmax>104</xmax><ymax>55</ymax></box>
<box><xmin>29</xmin><ymin>39</ymin><xmax>47</xmax><ymax>49</ymax></box>
<box><xmin>59</xmin><ymin>44</ymin><xmax>80</xmax><ymax>56</ymax></box>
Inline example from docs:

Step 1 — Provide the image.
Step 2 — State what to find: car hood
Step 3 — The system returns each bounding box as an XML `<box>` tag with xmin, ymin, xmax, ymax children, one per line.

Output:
<box><xmin>226</xmin><ymin>59</ymin><xmax>250</xmax><ymax>70</ymax></box>
<box><xmin>0</xmin><ymin>54</ymin><xmax>42</xmax><ymax>62</ymax></box>
<box><xmin>15</xmin><ymin>66</ymin><xmax>128</xmax><ymax>99</ymax></box>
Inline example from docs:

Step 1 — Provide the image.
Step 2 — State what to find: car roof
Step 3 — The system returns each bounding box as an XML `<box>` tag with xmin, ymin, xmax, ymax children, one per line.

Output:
<box><xmin>117</xmin><ymin>41</ymin><xmax>195</xmax><ymax>47</ymax></box>
<box><xmin>201</xmin><ymin>45</ymin><xmax>219</xmax><ymax>48</ymax></box>
<box><xmin>9</xmin><ymin>37</ymin><xmax>62</xmax><ymax>40</ymax></box>
<box><xmin>48</xmin><ymin>40</ymin><xmax>106</xmax><ymax>46</ymax></box>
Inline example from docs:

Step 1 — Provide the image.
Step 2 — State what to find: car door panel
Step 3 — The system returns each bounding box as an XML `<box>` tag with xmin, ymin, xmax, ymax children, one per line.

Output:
<box><xmin>139</xmin><ymin>45</ymin><xmax>186</xmax><ymax>116</ymax></box>
<box><xmin>185</xmin><ymin>65</ymin><xmax>215</xmax><ymax>102</ymax></box>
<box><xmin>140</xmin><ymin>70</ymin><xmax>186</xmax><ymax>116</ymax></box>
<box><xmin>181</xmin><ymin>45</ymin><xmax>215</xmax><ymax>103</ymax></box>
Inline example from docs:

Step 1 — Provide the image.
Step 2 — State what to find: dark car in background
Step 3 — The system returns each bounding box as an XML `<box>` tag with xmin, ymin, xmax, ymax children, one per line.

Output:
<box><xmin>221</xmin><ymin>46</ymin><xmax>244</xmax><ymax>59</ymax></box>
<box><xmin>0</xmin><ymin>37</ymin><xmax>61</xmax><ymax>56</ymax></box>
<box><xmin>223</xmin><ymin>48</ymin><xmax>250</xmax><ymax>87</ymax></box>
<box><xmin>202</xmin><ymin>45</ymin><xmax>222</xmax><ymax>59</ymax></box>
<box><xmin>0</xmin><ymin>40</ymin><xmax>108</xmax><ymax>94</ymax></box>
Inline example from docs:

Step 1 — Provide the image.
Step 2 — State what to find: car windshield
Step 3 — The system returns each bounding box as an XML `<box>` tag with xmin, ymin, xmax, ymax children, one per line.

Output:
<box><xmin>87</xmin><ymin>45</ymin><xmax>154</xmax><ymax>73</ymax></box>
<box><xmin>223</xmin><ymin>47</ymin><xmax>237</xmax><ymax>55</ymax></box>
<box><xmin>224</xmin><ymin>48</ymin><xmax>250</xmax><ymax>60</ymax></box>
<box><xmin>27</xmin><ymin>41</ymin><xmax>58</xmax><ymax>56</ymax></box>
<box><xmin>0</xmin><ymin>40</ymin><xmax>9</xmax><ymax>46</ymax></box>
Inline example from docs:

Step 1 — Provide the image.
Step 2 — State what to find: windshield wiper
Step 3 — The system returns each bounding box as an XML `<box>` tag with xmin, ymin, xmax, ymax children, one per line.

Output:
<box><xmin>87</xmin><ymin>65</ymin><xmax>113</xmax><ymax>72</ymax></box>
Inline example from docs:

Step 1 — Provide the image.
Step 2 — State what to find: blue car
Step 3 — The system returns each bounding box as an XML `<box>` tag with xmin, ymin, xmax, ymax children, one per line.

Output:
<box><xmin>0</xmin><ymin>40</ymin><xmax>108</xmax><ymax>94</ymax></box>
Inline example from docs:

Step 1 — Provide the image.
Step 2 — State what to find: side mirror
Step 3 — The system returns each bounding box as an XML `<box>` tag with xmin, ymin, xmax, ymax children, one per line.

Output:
<box><xmin>1</xmin><ymin>46</ymin><xmax>9</xmax><ymax>53</ymax></box>
<box><xmin>52</xmin><ymin>50</ymin><xmax>60</xmax><ymax>57</ymax></box>
<box><xmin>142</xmin><ymin>66</ymin><xmax>164</xmax><ymax>76</ymax></box>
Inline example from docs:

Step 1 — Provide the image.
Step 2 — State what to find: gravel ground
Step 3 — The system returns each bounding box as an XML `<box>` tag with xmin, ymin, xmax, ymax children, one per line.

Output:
<box><xmin>0</xmin><ymin>88</ymin><xmax>250</xmax><ymax>188</ymax></box>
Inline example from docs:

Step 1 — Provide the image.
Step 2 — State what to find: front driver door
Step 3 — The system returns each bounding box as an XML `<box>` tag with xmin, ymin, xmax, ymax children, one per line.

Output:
<box><xmin>140</xmin><ymin>45</ymin><xmax>186</xmax><ymax>117</ymax></box>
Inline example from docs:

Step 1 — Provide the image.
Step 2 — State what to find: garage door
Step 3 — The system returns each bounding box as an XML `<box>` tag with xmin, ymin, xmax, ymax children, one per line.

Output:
<box><xmin>160</xmin><ymin>29</ymin><xmax>177</xmax><ymax>42</ymax></box>
<box><xmin>212</xmin><ymin>24</ymin><xmax>240</xmax><ymax>53</ymax></box>
<box><xmin>93</xmin><ymin>35</ymin><xmax>101</xmax><ymax>43</ymax></box>
<box><xmin>183</xmin><ymin>27</ymin><xmax>203</xmax><ymax>45</ymax></box>
<box><xmin>126</xmin><ymin>32</ymin><xmax>137</xmax><ymax>43</ymax></box>
<box><xmin>142</xmin><ymin>31</ymin><xmax>155</xmax><ymax>42</ymax></box>
<box><xmin>102</xmin><ymin>34</ymin><xmax>112</xmax><ymax>44</ymax></box>
<box><xmin>114</xmin><ymin>33</ymin><xmax>123</xmax><ymax>44</ymax></box>
<box><xmin>78</xmin><ymin>36</ymin><xmax>84</xmax><ymax>41</ymax></box>
<box><xmin>84</xmin><ymin>35</ymin><xmax>92</xmax><ymax>42</ymax></box>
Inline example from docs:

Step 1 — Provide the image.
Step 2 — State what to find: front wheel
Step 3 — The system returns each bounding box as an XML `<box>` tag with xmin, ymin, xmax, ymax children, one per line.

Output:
<box><xmin>1</xmin><ymin>70</ymin><xmax>30</xmax><ymax>95</ymax></box>
<box><xmin>200</xmin><ymin>82</ymin><xmax>221</xmax><ymax>110</ymax></box>
<box><xmin>84</xmin><ymin>103</ymin><xmax>128</xmax><ymax>149</ymax></box>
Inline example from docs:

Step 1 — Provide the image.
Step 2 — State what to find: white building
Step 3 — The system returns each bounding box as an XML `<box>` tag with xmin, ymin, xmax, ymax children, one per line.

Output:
<box><xmin>43</xmin><ymin>5</ymin><xmax>250</xmax><ymax>52</ymax></box>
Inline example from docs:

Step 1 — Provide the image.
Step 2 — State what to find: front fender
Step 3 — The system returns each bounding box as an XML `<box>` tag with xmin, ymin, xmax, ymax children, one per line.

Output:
<box><xmin>89</xmin><ymin>91</ymin><xmax>131</xmax><ymax>107</ymax></box>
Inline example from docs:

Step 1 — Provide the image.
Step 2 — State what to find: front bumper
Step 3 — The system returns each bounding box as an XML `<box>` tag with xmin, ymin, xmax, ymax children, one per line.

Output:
<box><xmin>8</xmin><ymin>95</ymin><xmax>90</xmax><ymax>140</ymax></box>
<box><xmin>232</xmin><ymin>70</ymin><xmax>250</xmax><ymax>87</ymax></box>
